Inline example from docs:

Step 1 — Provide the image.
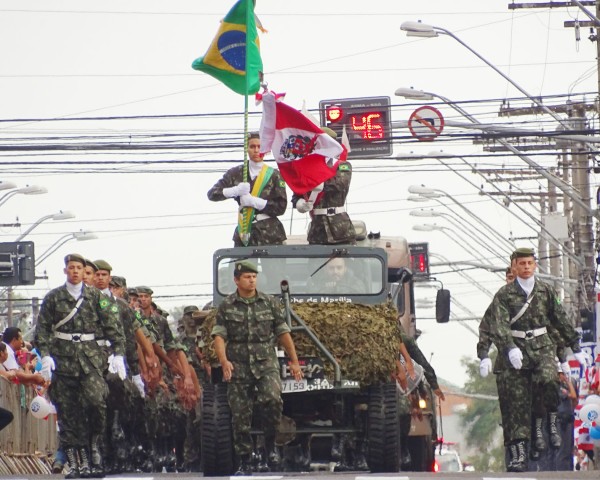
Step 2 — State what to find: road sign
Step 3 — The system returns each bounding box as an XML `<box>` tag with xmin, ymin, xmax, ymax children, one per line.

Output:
<box><xmin>408</xmin><ymin>106</ymin><xmax>444</xmax><ymax>141</ymax></box>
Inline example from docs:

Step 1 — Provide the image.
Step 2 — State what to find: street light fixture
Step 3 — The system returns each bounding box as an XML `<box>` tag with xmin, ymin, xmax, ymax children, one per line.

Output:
<box><xmin>0</xmin><ymin>185</ymin><xmax>48</xmax><ymax>208</ymax></box>
<box><xmin>15</xmin><ymin>210</ymin><xmax>76</xmax><ymax>242</ymax></box>
<box><xmin>36</xmin><ymin>230</ymin><xmax>98</xmax><ymax>266</ymax></box>
<box><xmin>0</xmin><ymin>181</ymin><xmax>17</xmax><ymax>191</ymax></box>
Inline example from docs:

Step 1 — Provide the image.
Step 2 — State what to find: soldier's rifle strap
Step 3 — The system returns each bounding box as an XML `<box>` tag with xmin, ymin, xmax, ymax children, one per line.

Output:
<box><xmin>509</xmin><ymin>290</ymin><xmax>535</xmax><ymax>326</ymax></box>
<box><xmin>52</xmin><ymin>295</ymin><xmax>85</xmax><ymax>331</ymax></box>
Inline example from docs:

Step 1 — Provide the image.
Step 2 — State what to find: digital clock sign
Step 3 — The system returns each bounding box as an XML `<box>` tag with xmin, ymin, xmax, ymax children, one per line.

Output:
<box><xmin>319</xmin><ymin>96</ymin><xmax>392</xmax><ymax>158</ymax></box>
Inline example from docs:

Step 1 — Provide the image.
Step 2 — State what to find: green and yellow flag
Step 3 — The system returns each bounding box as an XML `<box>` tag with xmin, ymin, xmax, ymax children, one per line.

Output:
<box><xmin>192</xmin><ymin>0</ymin><xmax>263</xmax><ymax>95</ymax></box>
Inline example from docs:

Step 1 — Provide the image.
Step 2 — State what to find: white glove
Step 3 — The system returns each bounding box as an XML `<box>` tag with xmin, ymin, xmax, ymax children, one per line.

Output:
<box><xmin>574</xmin><ymin>351</ymin><xmax>592</xmax><ymax>367</ymax></box>
<box><xmin>560</xmin><ymin>361</ymin><xmax>571</xmax><ymax>376</ymax></box>
<box><xmin>132</xmin><ymin>374</ymin><xmax>145</xmax><ymax>398</ymax></box>
<box><xmin>240</xmin><ymin>194</ymin><xmax>267</xmax><ymax>210</ymax></box>
<box><xmin>40</xmin><ymin>356</ymin><xmax>55</xmax><ymax>381</ymax></box>
<box><xmin>508</xmin><ymin>347</ymin><xmax>523</xmax><ymax>370</ymax></box>
<box><xmin>296</xmin><ymin>198</ymin><xmax>314</xmax><ymax>213</ymax></box>
<box><xmin>479</xmin><ymin>358</ymin><xmax>493</xmax><ymax>378</ymax></box>
<box><xmin>109</xmin><ymin>355</ymin><xmax>127</xmax><ymax>380</ymax></box>
<box><xmin>223</xmin><ymin>182</ymin><xmax>251</xmax><ymax>198</ymax></box>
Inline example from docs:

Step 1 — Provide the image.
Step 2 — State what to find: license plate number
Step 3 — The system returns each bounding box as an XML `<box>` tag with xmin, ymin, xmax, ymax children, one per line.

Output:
<box><xmin>282</xmin><ymin>379</ymin><xmax>307</xmax><ymax>393</ymax></box>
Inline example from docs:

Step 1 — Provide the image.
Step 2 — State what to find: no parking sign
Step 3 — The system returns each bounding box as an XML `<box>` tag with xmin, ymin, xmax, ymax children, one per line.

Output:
<box><xmin>408</xmin><ymin>106</ymin><xmax>444</xmax><ymax>141</ymax></box>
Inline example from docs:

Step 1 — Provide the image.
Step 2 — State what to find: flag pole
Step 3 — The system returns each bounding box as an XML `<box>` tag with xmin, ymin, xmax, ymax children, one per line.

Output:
<box><xmin>239</xmin><ymin>0</ymin><xmax>252</xmax><ymax>246</ymax></box>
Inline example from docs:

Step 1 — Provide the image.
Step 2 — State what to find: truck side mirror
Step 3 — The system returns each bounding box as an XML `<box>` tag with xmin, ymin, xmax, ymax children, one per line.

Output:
<box><xmin>436</xmin><ymin>289</ymin><xmax>451</xmax><ymax>323</ymax></box>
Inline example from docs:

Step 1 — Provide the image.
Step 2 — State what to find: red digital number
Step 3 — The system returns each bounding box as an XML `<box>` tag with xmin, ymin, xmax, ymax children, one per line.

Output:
<box><xmin>351</xmin><ymin>112</ymin><xmax>384</xmax><ymax>140</ymax></box>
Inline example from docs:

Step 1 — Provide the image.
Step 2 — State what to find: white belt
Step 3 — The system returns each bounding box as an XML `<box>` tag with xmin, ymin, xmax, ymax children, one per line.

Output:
<box><xmin>511</xmin><ymin>326</ymin><xmax>547</xmax><ymax>340</ymax></box>
<box><xmin>313</xmin><ymin>206</ymin><xmax>346</xmax><ymax>216</ymax></box>
<box><xmin>253</xmin><ymin>213</ymin><xmax>271</xmax><ymax>223</ymax></box>
<box><xmin>54</xmin><ymin>332</ymin><xmax>96</xmax><ymax>342</ymax></box>
<box><xmin>96</xmin><ymin>339</ymin><xmax>111</xmax><ymax>347</ymax></box>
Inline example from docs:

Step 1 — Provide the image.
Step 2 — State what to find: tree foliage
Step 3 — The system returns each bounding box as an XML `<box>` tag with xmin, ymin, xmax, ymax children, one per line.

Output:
<box><xmin>459</xmin><ymin>351</ymin><xmax>505</xmax><ymax>472</ymax></box>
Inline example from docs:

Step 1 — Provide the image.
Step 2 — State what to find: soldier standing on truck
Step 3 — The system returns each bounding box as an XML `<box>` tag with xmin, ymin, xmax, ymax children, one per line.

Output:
<box><xmin>292</xmin><ymin>127</ymin><xmax>356</xmax><ymax>245</ymax></box>
<box><xmin>211</xmin><ymin>260</ymin><xmax>303</xmax><ymax>475</ymax></box>
<box><xmin>207</xmin><ymin>132</ymin><xmax>288</xmax><ymax>246</ymax></box>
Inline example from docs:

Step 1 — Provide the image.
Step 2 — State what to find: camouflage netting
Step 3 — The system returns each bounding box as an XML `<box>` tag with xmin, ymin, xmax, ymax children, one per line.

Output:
<box><xmin>199</xmin><ymin>301</ymin><xmax>401</xmax><ymax>386</ymax></box>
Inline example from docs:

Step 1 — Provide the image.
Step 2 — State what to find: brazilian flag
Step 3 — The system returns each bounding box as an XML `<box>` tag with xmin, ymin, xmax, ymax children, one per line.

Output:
<box><xmin>192</xmin><ymin>0</ymin><xmax>263</xmax><ymax>95</ymax></box>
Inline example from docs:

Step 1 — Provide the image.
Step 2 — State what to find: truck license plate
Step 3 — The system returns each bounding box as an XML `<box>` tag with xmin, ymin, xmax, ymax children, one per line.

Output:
<box><xmin>282</xmin><ymin>379</ymin><xmax>307</xmax><ymax>393</ymax></box>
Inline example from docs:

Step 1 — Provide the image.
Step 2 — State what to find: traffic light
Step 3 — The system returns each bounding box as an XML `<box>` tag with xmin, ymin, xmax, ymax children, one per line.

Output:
<box><xmin>408</xmin><ymin>242</ymin><xmax>430</xmax><ymax>278</ymax></box>
<box><xmin>0</xmin><ymin>242</ymin><xmax>35</xmax><ymax>286</ymax></box>
<box><xmin>319</xmin><ymin>96</ymin><xmax>392</xmax><ymax>158</ymax></box>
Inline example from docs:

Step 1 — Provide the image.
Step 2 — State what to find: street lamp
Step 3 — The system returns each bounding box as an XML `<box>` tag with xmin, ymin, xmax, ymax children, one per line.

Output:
<box><xmin>36</xmin><ymin>231</ymin><xmax>98</xmax><ymax>266</ymax></box>
<box><xmin>399</xmin><ymin>22</ymin><xmax>566</xmax><ymax>125</ymax></box>
<box><xmin>0</xmin><ymin>181</ymin><xmax>17</xmax><ymax>191</ymax></box>
<box><xmin>0</xmin><ymin>185</ymin><xmax>48</xmax><ymax>208</ymax></box>
<box><xmin>15</xmin><ymin>210</ymin><xmax>76</xmax><ymax>242</ymax></box>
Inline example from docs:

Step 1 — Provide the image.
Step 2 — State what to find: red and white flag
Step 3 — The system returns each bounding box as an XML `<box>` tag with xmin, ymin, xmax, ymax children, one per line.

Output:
<box><xmin>259</xmin><ymin>91</ymin><xmax>344</xmax><ymax>195</ymax></box>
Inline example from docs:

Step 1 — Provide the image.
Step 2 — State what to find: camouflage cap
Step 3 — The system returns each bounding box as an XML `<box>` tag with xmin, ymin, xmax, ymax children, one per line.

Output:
<box><xmin>234</xmin><ymin>260</ymin><xmax>259</xmax><ymax>275</ymax></box>
<box><xmin>192</xmin><ymin>309</ymin><xmax>211</xmax><ymax>322</ymax></box>
<box><xmin>64</xmin><ymin>253</ymin><xmax>86</xmax><ymax>266</ymax></box>
<box><xmin>127</xmin><ymin>287</ymin><xmax>139</xmax><ymax>297</ymax></box>
<box><xmin>85</xmin><ymin>259</ymin><xmax>98</xmax><ymax>271</ymax></box>
<box><xmin>94</xmin><ymin>259</ymin><xmax>112</xmax><ymax>272</ymax></box>
<box><xmin>110</xmin><ymin>275</ymin><xmax>127</xmax><ymax>288</ymax></box>
<box><xmin>136</xmin><ymin>286</ymin><xmax>153</xmax><ymax>295</ymax></box>
<box><xmin>183</xmin><ymin>305</ymin><xmax>199</xmax><ymax>315</ymax></box>
<box><xmin>512</xmin><ymin>247</ymin><xmax>535</xmax><ymax>259</ymax></box>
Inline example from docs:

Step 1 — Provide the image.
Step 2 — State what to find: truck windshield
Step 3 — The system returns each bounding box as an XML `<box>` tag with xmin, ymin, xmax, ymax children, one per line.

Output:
<box><xmin>216</xmin><ymin>255</ymin><xmax>385</xmax><ymax>297</ymax></box>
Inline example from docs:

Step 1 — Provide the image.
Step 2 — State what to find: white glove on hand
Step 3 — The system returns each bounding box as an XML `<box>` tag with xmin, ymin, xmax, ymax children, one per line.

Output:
<box><xmin>223</xmin><ymin>182</ymin><xmax>251</xmax><ymax>198</ymax></box>
<box><xmin>40</xmin><ymin>356</ymin><xmax>55</xmax><ymax>381</ymax></box>
<box><xmin>240</xmin><ymin>194</ymin><xmax>267</xmax><ymax>210</ymax></box>
<box><xmin>574</xmin><ymin>351</ymin><xmax>592</xmax><ymax>367</ymax></box>
<box><xmin>132</xmin><ymin>374</ymin><xmax>145</xmax><ymax>398</ymax></box>
<box><xmin>508</xmin><ymin>347</ymin><xmax>523</xmax><ymax>370</ymax></box>
<box><xmin>479</xmin><ymin>358</ymin><xmax>493</xmax><ymax>378</ymax></box>
<box><xmin>110</xmin><ymin>355</ymin><xmax>127</xmax><ymax>381</ymax></box>
<box><xmin>296</xmin><ymin>198</ymin><xmax>314</xmax><ymax>213</ymax></box>
<box><xmin>560</xmin><ymin>361</ymin><xmax>571</xmax><ymax>376</ymax></box>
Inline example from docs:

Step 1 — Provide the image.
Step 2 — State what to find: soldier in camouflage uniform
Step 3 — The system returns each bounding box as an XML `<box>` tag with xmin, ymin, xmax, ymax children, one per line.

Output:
<box><xmin>212</xmin><ymin>260</ymin><xmax>303</xmax><ymax>475</ymax></box>
<box><xmin>292</xmin><ymin>127</ymin><xmax>355</xmax><ymax>245</ymax></box>
<box><xmin>207</xmin><ymin>132</ymin><xmax>287</xmax><ymax>246</ymax></box>
<box><xmin>487</xmin><ymin>248</ymin><xmax>589</xmax><ymax>472</ymax></box>
<box><xmin>36</xmin><ymin>254</ymin><xmax>126</xmax><ymax>479</ymax></box>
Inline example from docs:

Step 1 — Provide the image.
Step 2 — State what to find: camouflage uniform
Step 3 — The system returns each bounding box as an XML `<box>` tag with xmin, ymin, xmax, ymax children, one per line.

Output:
<box><xmin>207</xmin><ymin>163</ymin><xmax>287</xmax><ymax>246</ymax></box>
<box><xmin>488</xmin><ymin>278</ymin><xmax>581</xmax><ymax>446</ymax></box>
<box><xmin>35</xmin><ymin>284</ymin><xmax>124</xmax><ymax>450</ymax></box>
<box><xmin>211</xmin><ymin>290</ymin><xmax>291</xmax><ymax>456</ymax></box>
<box><xmin>292</xmin><ymin>161</ymin><xmax>356</xmax><ymax>244</ymax></box>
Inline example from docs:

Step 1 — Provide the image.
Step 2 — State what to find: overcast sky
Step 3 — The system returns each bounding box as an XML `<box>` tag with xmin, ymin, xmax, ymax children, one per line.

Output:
<box><xmin>0</xmin><ymin>1</ymin><xmax>597</xmax><ymax>388</ymax></box>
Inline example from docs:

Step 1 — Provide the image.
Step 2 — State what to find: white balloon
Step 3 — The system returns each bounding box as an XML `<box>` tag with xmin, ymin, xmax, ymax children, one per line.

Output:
<box><xmin>579</xmin><ymin>403</ymin><xmax>600</xmax><ymax>424</ymax></box>
<box><xmin>30</xmin><ymin>396</ymin><xmax>53</xmax><ymax>419</ymax></box>
<box><xmin>585</xmin><ymin>394</ymin><xmax>600</xmax><ymax>406</ymax></box>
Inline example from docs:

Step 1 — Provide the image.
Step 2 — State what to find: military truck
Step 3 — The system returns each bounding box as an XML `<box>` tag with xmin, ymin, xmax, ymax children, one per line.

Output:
<box><xmin>201</xmin><ymin>223</ymin><xmax>443</xmax><ymax>475</ymax></box>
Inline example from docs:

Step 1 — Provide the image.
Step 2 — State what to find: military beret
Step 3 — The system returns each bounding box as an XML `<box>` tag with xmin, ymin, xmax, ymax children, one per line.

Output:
<box><xmin>136</xmin><ymin>286</ymin><xmax>153</xmax><ymax>295</ymax></box>
<box><xmin>110</xmin><ymin>275</ymin><xmax>127</xmax><ymax>288</ymax></box>
<box><xmin>127</xmin><ymin>287</ymin><xmax>139</xmax><ymax>297</ymax></box>
<box><xmin>321</xmin><ymin>126</ymin><xmax>338</xmax><ymax>139</ymax></box>
<box><xmin>64</xmin><ymin>253</ymin><xmax>86</xmax><ymax>266</ymax></box>
<box><xmin>183</xmin><ymin>305</ymin><xmax>199</xmax><ymax>315</ymax></box>
<box><xmin>85</xmin><ymin>259</ymin><xmax>98</xmax><ymax>271</ymax></box>
<box><xmin>512</xmin><ymin>247</ymin><xmax>535</xmax><ymax>259</ymax></box>
<box><xmin>234</xmin><ymin>260</ymin><xmax>259</xmax><ymax>275</ymax></box>
<box><xmin>94</xmin><ymin>259</ymin><xmax>112</xmax><ymax>272</ymax></box>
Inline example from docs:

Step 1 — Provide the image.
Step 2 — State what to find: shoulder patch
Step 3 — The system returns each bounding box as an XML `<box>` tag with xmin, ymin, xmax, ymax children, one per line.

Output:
<box><xmin>99</xmin><ymin>298</ymin><xmax>109</xmax><ymax>309</ymax></box>
<box><xmin>110</xmin><ymin>305</ymin><xmax>119</xmax><ymax>313</ymax></box>
<box><xmin>339</xmin><ymin>163</ymin><xmax>350</xmax><ymax>171</ymax></box>
<box><xmin>279</xmin><ymin>180</ymin><xmax>286</xmax><ymax>188</ymax></box>
<box><xmin>555</xmin><ymin>297</ymin><xmax>561</xmax><ymax>305</ymax></box>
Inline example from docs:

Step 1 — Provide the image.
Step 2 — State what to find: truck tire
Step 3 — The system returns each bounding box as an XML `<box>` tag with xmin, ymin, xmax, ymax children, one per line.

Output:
<box><xmin>407</xmin><ymin>435</ymin><xmax>435</xmax><ymax>472</ymax></box>
<box><xmin>201</xmin><ymin>382</ymin><xmax>235</xmax><ymax>476</ymax></box>
<box><xmin>367</xmin><ymin>382</ymin><xmax>401</xmax><ymax>472</ymax></box>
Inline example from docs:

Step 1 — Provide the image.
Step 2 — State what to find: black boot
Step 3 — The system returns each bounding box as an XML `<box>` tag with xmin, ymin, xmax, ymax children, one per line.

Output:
<box><xmin>507</xmin><ymin>441</ymin><xmax>526</xmax><ymax>472</ymax></box>
<box><xmin>90</xmin><ymin>434</ymin><xmax>105</xmax><ymax>478</ymax></box>
<box><xmin>235</xmin><ymin>454</ymin><xmax>253</xmax><ymax>476</ymax></box>
<box><xmin>533</xmin><ymin>417</ymin><xmax>547</xmax><ymax>451</ymax></box>
<box><xmin>65</xmin><ymin>448</ymin><xmax>80</xmax><ymax>479</ymax></box>
<box><xmin>78</xmin><ymin>449</ymin><xmax>91</xmax><ymax>478</ymax></box>
<box><xmin>265</xmin><ymin>437</ymin><xmax>281</xmax><ymax>468</ymax></box>
<box><xmin>548</xmin><ymin>412</ymin><xmax>561</xmax><ymax>448</ymax></box>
